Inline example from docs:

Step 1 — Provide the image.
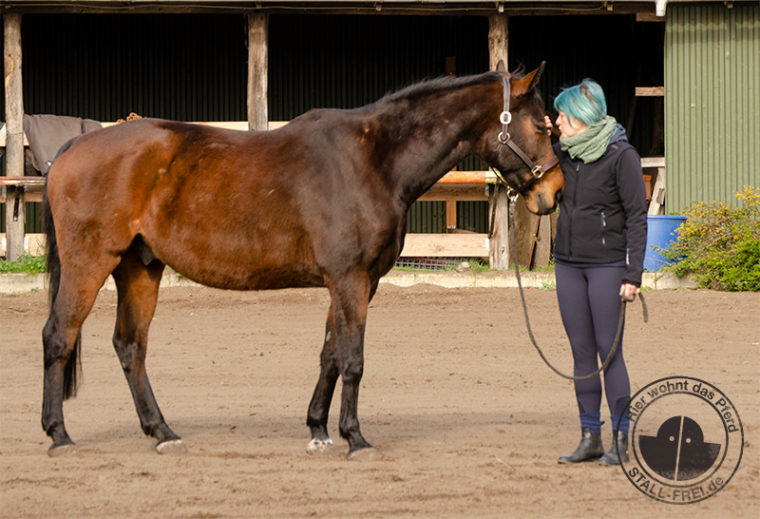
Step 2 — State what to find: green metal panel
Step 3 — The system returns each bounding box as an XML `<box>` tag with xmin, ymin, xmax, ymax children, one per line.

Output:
<box><xmin>665</xmin><ymin>3</ymin><xmax>760</xmax><ymax>211</ymax></box>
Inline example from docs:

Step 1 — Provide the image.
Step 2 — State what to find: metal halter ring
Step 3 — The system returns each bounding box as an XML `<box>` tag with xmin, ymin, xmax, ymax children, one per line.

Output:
<box><xmin>499</xmin><ymin>110</ymin><xmax>512</xmax><ymax>125</ymax></box>
<box><xmin>497</xmin><ymin>131</ymin><xmax>510</xmax><ymax>144</ymax></box>
<box><xmin>531</xmin><ymin>165</ymin><xmax>545</xmax><ymax>179</ymax></box>
<box><xmin>506</xmin><ymin>185</ymin><xmax>519</xmax><ymax>203</ymax></box>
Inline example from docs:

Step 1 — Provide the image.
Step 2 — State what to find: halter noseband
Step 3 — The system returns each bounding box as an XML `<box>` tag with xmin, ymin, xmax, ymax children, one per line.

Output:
<box><xmin>491</xmin><ymin>75</ymin><xmax>559</xmax><ymax>201</ymax></box>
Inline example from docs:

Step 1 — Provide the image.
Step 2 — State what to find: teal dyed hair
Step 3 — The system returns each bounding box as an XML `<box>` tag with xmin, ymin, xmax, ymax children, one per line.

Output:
<box><xmin>553</xmin><ymin>78</ymin><xmax>607</xmax><ymax>126</ymax></box>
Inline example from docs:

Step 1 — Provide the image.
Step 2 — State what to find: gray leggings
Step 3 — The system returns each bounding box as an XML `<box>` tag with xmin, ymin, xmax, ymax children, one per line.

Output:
<box><xmin>555</xmin><ymin>260</ymin><xmax>631</xmax><ymax>419</ymax></box>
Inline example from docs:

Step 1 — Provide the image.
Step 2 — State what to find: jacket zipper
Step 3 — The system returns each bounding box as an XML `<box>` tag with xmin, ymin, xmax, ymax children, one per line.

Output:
<box><xmin>569</xmin><ymin>163</ymin><xmax>580</xmax><ymax>260</ymax></box>
<box><xmin>601</xmin><ymin>211</ymin><xmax>607</xmax><ymax>246</ymax></box>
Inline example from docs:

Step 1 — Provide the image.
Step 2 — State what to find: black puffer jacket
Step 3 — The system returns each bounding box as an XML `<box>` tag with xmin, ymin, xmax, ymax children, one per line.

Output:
<box><xmin>552</xmin><ymin>134</ymin><xmax>648</xmax><ymax>286</ymax></box>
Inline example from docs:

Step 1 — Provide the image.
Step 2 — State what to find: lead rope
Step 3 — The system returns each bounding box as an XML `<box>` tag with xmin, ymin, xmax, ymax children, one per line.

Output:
<box><xmin>505</xmin><ymin>199</ymin><xmax>648</xmax><ymax>381</ymax></box>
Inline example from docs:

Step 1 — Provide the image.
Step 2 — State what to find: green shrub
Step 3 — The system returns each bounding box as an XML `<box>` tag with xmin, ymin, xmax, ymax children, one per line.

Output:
<box><xmin>0</xmin><ymin>253</ymin><xmax>47</xmax><ymax>274</ymax></box>
<box><xmin>664</xmin><ymin>186</ymin><xmax>760</xmax><ymax>291</ymax></box>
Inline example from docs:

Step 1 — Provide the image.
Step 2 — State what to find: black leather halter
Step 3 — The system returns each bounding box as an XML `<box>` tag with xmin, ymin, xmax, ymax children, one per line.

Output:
<box><xmin>491</xmin><ymin>75</ymin><xmax>559</xmax><ymax>200</ymax></box>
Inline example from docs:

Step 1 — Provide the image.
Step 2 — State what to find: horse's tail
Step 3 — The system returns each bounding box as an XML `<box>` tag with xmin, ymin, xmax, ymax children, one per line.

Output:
<box><xmin>43</xmin><ymin>158</ymin><xmax>80</xmax><ymax>400</ymax></box>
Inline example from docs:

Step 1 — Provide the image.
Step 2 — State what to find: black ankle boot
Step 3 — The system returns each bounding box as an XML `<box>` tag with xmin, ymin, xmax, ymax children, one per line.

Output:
<box><xmin>598</xmin><ymin>430</ymin><xmax>629</xmax><ymax>465</ymax></box>
<box><xmin>558</xmin><ymin>428</ymin><xmax>604</xmax><ymax>464</ymax></box>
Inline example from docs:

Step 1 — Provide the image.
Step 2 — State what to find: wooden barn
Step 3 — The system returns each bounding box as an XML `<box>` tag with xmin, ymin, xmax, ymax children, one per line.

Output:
<box><xmin>1</xmin><ymin>0</ymin><xmax>758</xmax><ymax>263</ymax></box>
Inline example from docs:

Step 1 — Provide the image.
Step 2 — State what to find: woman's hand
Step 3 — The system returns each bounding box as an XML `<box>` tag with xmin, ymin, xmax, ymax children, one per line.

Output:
<box><xmin>619</xmin><ymin>283</ymin><xmax>641</xmax><ymax>302</ymax></box>
<box><xmin>544</xmin><ymin>115</ymin><xmax>553</xmax><ymax>136</ymax></box>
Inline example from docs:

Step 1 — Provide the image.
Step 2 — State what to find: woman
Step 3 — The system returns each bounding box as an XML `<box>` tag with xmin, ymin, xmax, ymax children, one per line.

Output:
<box><xmin>546</xmin><ymin>79</ymin><xmax>647</xmax><ymax>465</ymax></box>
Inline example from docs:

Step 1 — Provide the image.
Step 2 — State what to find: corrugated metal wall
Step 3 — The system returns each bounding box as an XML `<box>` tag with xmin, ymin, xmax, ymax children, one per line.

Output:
<box><xmin>13</xmin><ymin>14</ymin><xmax>248</xmax><ymax>121</ymax></box>
<box><xmin>510</xmin><ymin>15</ymin><xmax>664</xmax><ymax>157</ymax></box>
<box><xmin>665</xmin><ymin>4</ymin><xmax>760</xmax><ymax>210</ymax></box>
<box><xmin>268</xmin><ymin>15</ymin><xmax>488</xmax><ymax>119</ymax></box>
<box><xmin>1</xmin><ymin>14</ymin><xmax>249</xmax><ymax>233</ymax></box>
<box><xmin>2</xmin><ymin>13</ymin><xmax>663</xmax><ymax>235</ymax></box>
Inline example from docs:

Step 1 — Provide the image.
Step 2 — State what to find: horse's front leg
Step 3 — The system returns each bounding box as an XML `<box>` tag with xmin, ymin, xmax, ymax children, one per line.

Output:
<box><xmin>327</xmin><ymin>271</ymin><xmax>375</xmax><ymax>458</ymax></box>
<box><xmin>306</xmin><ymin>310</ymin><xmax>339</xmax><ymax>453</ymax></box>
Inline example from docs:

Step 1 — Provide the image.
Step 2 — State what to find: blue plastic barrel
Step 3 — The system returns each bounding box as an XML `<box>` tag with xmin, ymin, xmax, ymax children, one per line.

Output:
<box><xmin>643</xmin><ymin>215</ymin><xmax>687</xmax><ymax>272</ymax></box>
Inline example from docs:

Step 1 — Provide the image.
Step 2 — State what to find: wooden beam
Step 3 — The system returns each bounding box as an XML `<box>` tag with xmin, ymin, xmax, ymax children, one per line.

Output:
<box><xmin>4</xmin><ymin>14</ymin><xmax>25</xmax><ymax>261</ymax></box>
<box><xmin>487</xmin><ymin>14</ymin><xmax>510</xmax><ymax>270</ymax></box>
<box><xmin>0</xmin><ymin>177</ymin><xmax>45</xmax><ymax>203</ymax></box>
<box><xmin>247</xmin><ymin>14</ymin><xmax>268</xmax><ymax>132</ymax></box>
<box><xmin>418</xmin><ymin>184</ymin><xmax>488</xmax><ymax>202</ymax></box>
<box><xmin>641</xmin><ymin>156</ymin><xmax>665</xmax><ymax>168</ymax></box>
<box><xmin>636</xmin><ymin>12</ymin><xmax>665</xmax><ymax>23</ymax></box>
<box><xmin>648</xmin><ymin>168</ymin><xmax>666</xmax><ymax>215</ymax></box>
<box><xmin>1</xmin><ymin>231</ymin><xmax>490</xmax><ymax>261</ymax></box>
<box><xmin>400</xmin><ymin>233</ymin><xmax>488</xmax><ymax>258</ymax></box>
<box><xmin>0</xmin><ymin>4</ymin><xmax>645</xmax><ymax>17</ymax></box>
<box><xmin>635</xmin><ymin>86</ymin><xmax>664</xmax><ymax>97</ymax></box>
<box><xmin>445</xmin><ymin>201</ymin><xmax>457</xmax><ymax>231</ymax></box>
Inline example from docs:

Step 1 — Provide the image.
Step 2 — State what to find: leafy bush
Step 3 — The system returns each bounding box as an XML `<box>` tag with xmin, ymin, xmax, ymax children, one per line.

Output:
<box><xmin>664</xmin><ymin>186</ymin><xmax>760</xmax><ymax>291</ymax></box>
<box><xmin>0</xmin><ymin>253</ymin><xmax>47</xmax><ymax>274</ymax></box>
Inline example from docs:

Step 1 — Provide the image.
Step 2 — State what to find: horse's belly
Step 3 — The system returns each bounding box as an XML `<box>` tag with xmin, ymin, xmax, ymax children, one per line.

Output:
<box><xmin>167</xmin><ymin>258</ymin><xmax>325</xmax><ymax>291</ymax></box>
<box><xmin>147</xmin><ymin>228</ymin><xmax>324</xmax><ymax>290</ymax></box>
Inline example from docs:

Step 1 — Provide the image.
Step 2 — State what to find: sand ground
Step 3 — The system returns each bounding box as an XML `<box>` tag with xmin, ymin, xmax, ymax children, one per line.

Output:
<box><xmin>1</xmin><ymin>284</ymin><xmax>758</xmax><ymax>518</ymax></box>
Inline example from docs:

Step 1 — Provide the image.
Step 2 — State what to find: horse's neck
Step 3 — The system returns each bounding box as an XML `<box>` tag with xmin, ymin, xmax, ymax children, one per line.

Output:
<box><xmin>371</xmin><ymin>85</ymin><xmax>496</xmax><ymax>207</ymax></box>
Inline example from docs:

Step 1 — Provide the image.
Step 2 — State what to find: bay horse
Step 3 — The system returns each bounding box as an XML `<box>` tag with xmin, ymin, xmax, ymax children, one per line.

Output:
<box><xmin>41</xmin><ymin>62</ymin><xmax>563</xmax><ymax>458</ymax></box>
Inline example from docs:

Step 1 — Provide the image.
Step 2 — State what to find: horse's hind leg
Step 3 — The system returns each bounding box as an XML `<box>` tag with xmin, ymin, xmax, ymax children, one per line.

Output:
<box><xmin>42</xmin><ymin>266</ymin><xmax>118</xmax><ymax>455</ymax></box>
<box><xmin>112</xmin><ymin>250</ymin><xmax>184</xmax><ymax>453</ymax></box>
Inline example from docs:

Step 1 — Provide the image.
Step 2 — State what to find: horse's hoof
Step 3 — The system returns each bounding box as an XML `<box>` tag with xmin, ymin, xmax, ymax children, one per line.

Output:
<box><xmin>306</xmin><ymin>437</ymin><xmax>334</xmax><ymax>454</ymax></box>
<box><xmin>48</xmin><ymin>443</ymin><xmax>77</xmax><ymax>458</ymax></box>
<box><xmin>347</xmin><ymin>446</ymin><xmax>381</xmax><ymax>462</ymax></box>
<box><xmin>156</xmin><ymin>439</ymin><xmax>187</xmax><ymax>455</ymax></box>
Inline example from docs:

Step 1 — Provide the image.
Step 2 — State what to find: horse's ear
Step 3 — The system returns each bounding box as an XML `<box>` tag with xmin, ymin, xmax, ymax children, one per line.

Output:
<box><xmin>511</xmin><ymin>61</ymin><xmax>546</xmax><ymax>97</ymax></box>
<box><xmin>495</xmin><ymin>60</ymin><xmax>508</xmax><ymax>74</ymax></box>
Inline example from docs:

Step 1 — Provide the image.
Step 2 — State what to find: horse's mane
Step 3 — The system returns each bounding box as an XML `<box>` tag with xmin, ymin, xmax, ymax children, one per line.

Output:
<box><xmin>376</xmin><ymin>67</ymin><xmax>533</xmax><ymax>108</ymax></box>
<box><xmin>378</xmin><ymin>71</ymin><xmax>502</xmax><ymax>105</ymax></box>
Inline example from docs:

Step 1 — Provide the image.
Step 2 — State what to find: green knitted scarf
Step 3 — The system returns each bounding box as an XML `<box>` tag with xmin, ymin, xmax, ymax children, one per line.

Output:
<box><xmin>559</xmin><ymin>115</ymin><xmax>617</xmax><ymax>164</ymax></box>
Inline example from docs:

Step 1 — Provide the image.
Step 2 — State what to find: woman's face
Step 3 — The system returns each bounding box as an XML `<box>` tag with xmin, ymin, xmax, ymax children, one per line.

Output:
<box><xmin>555</xmin><ymin>111</ymin><xmax>588</xmax><ymax>138</ymax></box>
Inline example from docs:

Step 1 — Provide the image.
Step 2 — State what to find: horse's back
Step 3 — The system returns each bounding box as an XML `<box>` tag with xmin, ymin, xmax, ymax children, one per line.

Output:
<box><xmin>46</xmin><ymin>119</ymin><xmax>333</xmax><ymax>289</ymax></box>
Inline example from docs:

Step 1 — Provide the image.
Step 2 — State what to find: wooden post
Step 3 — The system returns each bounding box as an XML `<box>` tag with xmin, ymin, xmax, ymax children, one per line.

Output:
<box><xmin>513</xmin><ymin>203</ymin><xmax>553</xmax><ymax>268</ymax></box>
<box><xmin>444</xmin><ymin>56</ymin><xmax>457</xmax><ymax>233</ymax></box>
<box><xmin>247</xmin><ymin>14</ymin><xmax>268</xmax><ymax>132</ymax></box>
<box><xmin>487</xmin><ymin>14</ymin><xmax>510</xmax><ymax>269</ymax></box>
<box><xmin>4</xmin><ymin>13</ymin><xmax>25</xmax><ymax>261</ymax></box>
<box><xmin>488</xmin><ymin>14</ymin><xmax>553</xmax><ymax>270</ymax></box>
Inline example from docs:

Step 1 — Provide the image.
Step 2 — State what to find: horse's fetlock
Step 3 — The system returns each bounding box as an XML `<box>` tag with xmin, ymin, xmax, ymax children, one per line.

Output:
<box><xmin>42</xmin><ymin>418</ymin><xmax>59</xmax><ymax>434</ymax></box>
<box><xmin>306</xmin><ymin>415</ymin><xmax>322</xmax><ymax>429</ymax></box>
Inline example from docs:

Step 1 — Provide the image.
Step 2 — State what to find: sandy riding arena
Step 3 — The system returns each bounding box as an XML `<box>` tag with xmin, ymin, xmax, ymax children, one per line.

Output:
<box><xmin>1</xmin><ymin>281</ymin><xmax>758</xmax><ymax>518</ymax></box>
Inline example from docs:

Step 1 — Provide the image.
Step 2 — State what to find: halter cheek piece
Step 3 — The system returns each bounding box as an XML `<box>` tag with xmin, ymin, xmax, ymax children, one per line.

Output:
<box><xmin>491</xmin><ymin>75</ymin><xmax>559</xmax><ymax>201</ymax></box>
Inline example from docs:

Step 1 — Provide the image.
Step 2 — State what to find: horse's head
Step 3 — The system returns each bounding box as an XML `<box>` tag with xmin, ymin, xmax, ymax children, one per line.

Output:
<box><xmin>476</xmin><ymin>61</ymin><xmax>563</xmax><ymax>215</ymax></box>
